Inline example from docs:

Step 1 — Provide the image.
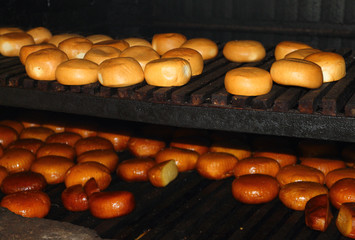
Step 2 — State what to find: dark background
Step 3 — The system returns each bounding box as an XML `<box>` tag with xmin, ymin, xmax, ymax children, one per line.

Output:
<box><xmin>1</xmin><ymin>0</ymin><xmax>355</xmax><ymax>49</ymax></box>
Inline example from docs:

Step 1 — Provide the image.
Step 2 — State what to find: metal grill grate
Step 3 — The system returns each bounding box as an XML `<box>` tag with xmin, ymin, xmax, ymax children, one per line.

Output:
<box><xmin>0</xmin><ymin>47</ymin><xmax>354</xmax><ymax>142</ymax></box>
<box><xmin>1</xmin><ymin>48</ymin><xmax>355</xmax><ymax>115</ymax></box>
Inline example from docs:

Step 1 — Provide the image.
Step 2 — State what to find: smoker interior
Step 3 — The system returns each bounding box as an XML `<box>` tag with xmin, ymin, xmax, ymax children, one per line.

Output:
<box><xmin>0</xmin><ymin>50</ymin><xmax>354</xmax><ymax>239</ymax></box>
<box><xmin>0</xmin><ymin>0</ymin><xmax>355</xmax><ymax>239</ymax></box>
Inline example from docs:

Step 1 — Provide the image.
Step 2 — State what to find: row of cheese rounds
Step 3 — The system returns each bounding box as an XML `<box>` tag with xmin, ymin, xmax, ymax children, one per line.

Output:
<box><xmin>0</xmin><ymin>27</ymin><xmax>220</xmax><ymax>87</ymax></box>
<box><xmin>0</xmin><ymin>27</ymin><xmax>347</xmax><ymax>96</ymax></box>
<box><xmin>229</xmin><ymin>145</ymin><xmax>355</xmax><ymax>237</ymax></box>
<box><xmin>0</xmin><ymin>118</ymin><xmax>244</xmax><ymax>218</ymax></box>
<box><xmin>223</xmin><ymin>40</ymin><xmax>346</xmax><ymax>96</ymax></box>
<box><xmin>108</xmin><ymin>129</ymin><xmax>355</xmax><ymax>237</ymax></box>
<box><xmin>1</xmin><ymin>117</ymin><xmax>355</xmax><ymax>234</ymax></box>
<box><xmin>0</xmin><ymin>119</ymin><xmax>131</xmax><ymax>219</ymax></box>
<box><xmin>0</xmin><ymin>118</ymin><xmax>130</xmax><ymax>219</ymax></box>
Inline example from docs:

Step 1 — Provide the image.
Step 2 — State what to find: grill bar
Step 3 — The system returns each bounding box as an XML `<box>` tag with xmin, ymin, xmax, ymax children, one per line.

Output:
<box><xmin>345</xmin><ymin>93</ymin><xmax>355</xmax><ymax>116</ymax></box>
<box><xmin>298</xmin><ymin>83</ymin><xmax>333</xmax><ymax>114</ymax></box>
<box><xmin>322</xmin><ymin>64</ymin><xmax>355</xmax><ymax>116</ymax></box>
<box><xmin>272</xmin><ymin>87</ymin><xmax>306</xmax><ymax>112</ymax></box>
